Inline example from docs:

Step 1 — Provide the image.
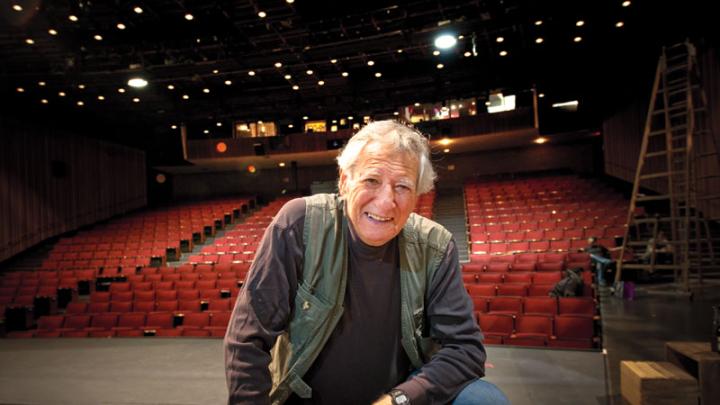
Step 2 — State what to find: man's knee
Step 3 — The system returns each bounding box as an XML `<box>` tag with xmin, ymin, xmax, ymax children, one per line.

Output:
<box><xmin>452</xmin><ymin>379</ymin><xmax>509</xmax><ymax>405</ymax></box>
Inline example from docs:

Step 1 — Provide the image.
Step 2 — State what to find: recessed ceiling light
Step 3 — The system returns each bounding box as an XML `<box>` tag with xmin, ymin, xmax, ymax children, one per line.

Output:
<box><xmin>432</xmin><ymin>50</ymin><xmax>440</xmax><ymax>56</ymax></box>
<box><xmin>69</xmin><ymin>15</ymin><xmax>78</xmax><ymax>22</ymax></box>
<box><xmin>38</xmin><ymin>81</ymin><xmax>46</xmax><ymax>86</ymax></box>
<box><xmin>133</xmin><ymin>6</ymin><xmax>143</xmax><ymax>14</ymax></box>
<box><xmin>16</xmin><ymin>87</ymin><xmax>25</xmax><ymax>93</ymax></box>
<box><xmin>204</xmin><ymin>129</ymin><xmax>209</xmax><ymax>134</ymax></box>
<box><xmin>185</xmin><ymin>13</ymin><xmax>194</xmax><ymax>21</ymax></box>
<box><xmin>375</xmin><ymin>72</ymin><xmax>382</xmax><ymax>78</ymax></box>
<box><xmin>292</xmin><ymin>85</ymin><xmax>299</xmax><ymax>90</ymax></box>
<box><xmin>341</xmin><ymin>72</ymin><xmax>349</xmax><ymax>77</ymax></box>
<box><xmin>274</xmin><ymin>62</ymin><xmax>282</xmax><ymax>68</ymax></box>
<box><xmin>306</xmin><ymin>69</ymin><xmax>313</xmax><ymax>75</ymax></box>
<box><xmin>58</xmin><ymin>91</ymin><xmax>66</xmax><ymax>97</ymax></box>
<box><xmin>167</xmin><ymin>84</ymin><xmax>175</xmax><ymax>90</ymax></box>
<box><xmin>12</xmin><ymin>4</ymin><xmax>23</xmax><ymax>12</ymax></box>
<box><xmin>434</xmin><ymin>33</ymin><xmax>457</xmax><ymax>49</ymax></box>
<box><xmin>77</xmin><ymin>101</ymin><xmax>84</xmax><ymax>106</ymax></box>
<box><xmin>436</xmin><ymin>63</ymin><xmax>444</xmax><ymax>69</ymax></box>
<box><xmin>216</xmin><ymin>122</ymin><xmax>222</xmax><ymax>127</ymax></box>
<box><xmin>116</xmin><ymin>23</ymin><xmax>126</xmax><ymax>30</ymax></box>
<box><xmin>538</xmin><ymin>93</ymin><xmax>545</xmax><ymax>98</ymax></box>
<box><xmin>286</xmin><ymin>0</ymin><xmax>295</xmax><ymax>4</ymax></box>
<box><xmin>443</xmin><ymin>148</ymin><xmax>450</xmax><ymax>153</ymax></box>
<box><xmin>25</xmin><ymin>38</ymin><xmax>34</xmax><ymax>45</ymax></box>
<box><xmin>203</xmin><ymin>88</ymin><xmax>210</xmax><ymax>93</ymax></box>
<box><xmin>534</xmin><ymin>137</ymin><xmax>548</xmax><ymax>144</ymax></box>
<box><xmin>458</xmin><ymin>35</ymin><xmax>464</xmax><ymax>39</ymax></box>
<box><xmin>182</xmin><ymin>94</ymin><xmax>189</xmax><ymax>100</ymax></box>
<box><xmin>77</xmin><ymin>84</ymin><xmax>85</xmax><ymax>89</ymax></box>
<box><xmin>279</xmin><ymin>162</ymin><xmax>286</xmax><ymax>167</ymax></box>
<box><xmin>414</xmin><ymin>102</ymin><xmax>420</xmax><ymax>107</ymax></box>
<box><xmin>224</xmin><ymin>80</ymin><xmax>232</xmax><ymax>85</ymax></box>
<box><xmin>171</xmin><ymin>125</ymin><xmax>177</xmax><ymax>129</ymax></box>
<box><xmin>616</xmin><ymin>21</ymin><xmax>625</xmax><ymax>28</ymax></box>
<box><xmin>48</xmin><ymin>29</ymin><xmax>58</xmax><ymax>35</ymax></box>
<box><xmin>118</xmin><ymin>88</ymin><xmax>126</xmax><ymax>93</ymax></box>
<box><xmin>128</xmin><ymin>78</ymin><xmax>148</xmax><ymax>88</ymax></box>
<box><xmin>284</xmin><ymin>74</ymin><xmax>292</xmax><ymax>80</ymax></box>
<box><xmin>464</xmin><ymin>51</ymin><xmax>471</xmax><ymax>57</ymax></box>
<box><xmin>535</xmin><ymin>37</ymin><xmax>544</xmax><ymax>44</ymax></box>
<box><xmin>576</xmin><ymin>20</ymin><xmax>585</xmax><ymax>27</ymax></box>
<box><xmin>534</xmin><ymin>20</ymin><xmax>543</xmax><ymax>26</ymax></box>
<box><xmin>397</xmin><ymin>49</ymin><xmax>403</xmax><ymax>53</ymax></box>
<box><xmin>318</xmin><ymin>80</ymin><xmax>325</xmax><ymax>86</ymax></box>
<box><xmin>258</xmin><ymin>11</ymin><xmax>267</xmax><ymax>18</ymax></box>
<box><xmin>98</xmin><ymin>95</ymin><xmax>105</xmax><ymax>100</ymax></box>
<box><xmin>393</xmin><ymin>112</ymin><xmax>399</xmax><ymax>116</ymax></box>
<box><xmin>499</xmin><ymin>50</ymin><xmax>508</xmax><ymax>56</ymax></box>
<box><xmin>496</xmin><ymin>36</ymin><xmax>504</xmax><ymax>43</ymax></box>
<box><xmin>288</xmin><ymin>124</ymin><xmax>294</xmax><ymax>128</ymax></box>
<box><xmin>248</xmin><ymin>70</ymin><xmax>256</xmax><ymax>76</ymax></box>
<box><xmin>330</xmin><ymin>59</ymin><xmax>337</xmax><ymax>64</ymax></box>
<box><xmin>94</xmin><ymin>34</ymin><xmax>103</xmax><ymax>41</ymax></box>
<box><xmin>41</xmin><ymin>99</ymin><xmax>49</xmax><ymax>104</ymax></box>
<box><xmin>367</xmin><ymin>60</ymin><xmax>375</xmax><ymax>66</ymax></box>
<box><xmin>132</xmin><ymin>97</ymin><xmax>140</xmax><ymax>103</ymax></box>
<box><xmin>348</xmin><ymin>116</ymin><xmax>354</xmax><ymax>120</ymax></box>
<box><xmin>622</xmin><ymin>1</ymin><xmax>631</xmax><ymax>7</ymax></box>
<box><xmin>485</xmin><ymin>101</ymin><xmax>491</xmax><ymax>106</ymax></box>
<box><xmin>212</xmin><ymin>69</ymin><xmax>219</xmax><ymax>74</ymax></box>
<box><xmin>574</xmin><ymin>36</ymin><xmax>583</xmax><ymax>43</ymax></box>
<box><xmin>302</xmin><ymin>116</ymin><xmax>308</xmax><ymax>120</ymax></box>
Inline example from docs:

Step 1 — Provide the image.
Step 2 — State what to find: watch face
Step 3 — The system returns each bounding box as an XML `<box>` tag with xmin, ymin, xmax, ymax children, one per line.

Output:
<box><xmin>392</xmin><ymin>392</ymin><xmax>409</xmax><ymax>405</ymax></box>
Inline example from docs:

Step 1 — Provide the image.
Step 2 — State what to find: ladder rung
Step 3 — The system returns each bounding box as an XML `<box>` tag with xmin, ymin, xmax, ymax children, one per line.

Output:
<box><xmin>653</xmin><ymin>104</ymin><xmax>687</xmax><ymax>115</ymax></box>
<box><xmin>648</xmin><ymin>125</ymin><xmax>687</xmax><ymax>136</ymax></box>
<box><xmin>621</xmin><ymin>263</ymin><xmax>680</xmax><ymax>270</ymax></box>
<box><xmin>639</xmin><ymin>171</ymin><xmax>683</xmax><ymax>180</ymax></box>
<box><xmin>646</xmin><ymin>148</ymin><xmax>687</xmax><ymax>158</ymax></box>
<box><xmin>636</xmin><ymin>195</ymin><xmax>671</xmax><ymax>202</ymax></box>
<box><xmin>665</xmin><ymin>64</ymin><xmax>689</xmax><ymax>74</ymax></box>
<box><xmin>659</xmin><ymin>84</ymin><xmax>698</xmax><ymax>96</ymax></box>
<box><xmin>698</xmin><ymin>152</ymin><xmax>718</xmax><ymax>158</ymax></box>
<box><xmin>698</xmin><ymin>194</ymin><xmax>720</xmax><ymax>201</ymax></box>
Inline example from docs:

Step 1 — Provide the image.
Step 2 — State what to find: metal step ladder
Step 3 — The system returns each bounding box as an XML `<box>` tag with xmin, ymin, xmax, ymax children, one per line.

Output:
<box><xmin>615</xmin><ymin>40</ymin><xmax>720</xmax><ymax>292</ymax></box>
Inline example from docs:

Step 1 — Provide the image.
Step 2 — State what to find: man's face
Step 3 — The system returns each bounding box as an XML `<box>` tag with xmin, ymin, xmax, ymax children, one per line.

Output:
<box><xmin>339</xmin><ymin>141</ymin><xmax>419</xmax><ymax>246</ymax></box>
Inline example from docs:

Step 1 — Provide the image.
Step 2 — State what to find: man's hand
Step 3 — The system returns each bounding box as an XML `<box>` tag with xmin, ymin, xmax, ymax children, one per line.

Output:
<box><xmin>372</xmin><ymin>394</ymin><xmax>393</xmax><ymax>405</ymax></box>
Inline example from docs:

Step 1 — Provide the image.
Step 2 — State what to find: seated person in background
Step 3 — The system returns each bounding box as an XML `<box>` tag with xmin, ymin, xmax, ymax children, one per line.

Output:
<box><xmin>640</xmin><ymin>230</ymin><xmax>674</xmax><ymax>265</ymax></box>
<box><xmin>549</xmin><ymin>267</ymin><xmax>584</xmax><ymax>297</ymax></box>
<box><xmin>580</xmin><ymin>237</ymin><xmax>618</xmax><ymax>286</ymax></box>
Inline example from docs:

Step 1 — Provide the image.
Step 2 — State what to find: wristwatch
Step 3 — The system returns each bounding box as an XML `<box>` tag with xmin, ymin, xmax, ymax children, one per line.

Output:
<box><xmin>388</xmin><ymin>389</ymin><xmax>410</xmax><ymax>405</ymax></box>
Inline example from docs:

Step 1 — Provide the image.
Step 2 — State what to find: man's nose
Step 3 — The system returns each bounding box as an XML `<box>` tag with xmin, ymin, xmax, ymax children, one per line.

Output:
<box><xmin>376</xmin><ymin>183</ymin><xmax>397</xmax><ymax>209</ymax></box>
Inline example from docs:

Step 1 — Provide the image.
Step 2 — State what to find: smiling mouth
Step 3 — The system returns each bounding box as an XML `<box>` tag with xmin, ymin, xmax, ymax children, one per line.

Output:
<box><xmin>365</xmin><ymin>212</ymin><xmax>393</xmax><ymax>222</ymax></box>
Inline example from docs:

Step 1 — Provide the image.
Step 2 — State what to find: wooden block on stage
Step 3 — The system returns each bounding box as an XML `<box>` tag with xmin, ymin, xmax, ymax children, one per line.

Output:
<box><xmin>620</xmin><ymin>361</ymin><xmax>698</xmax><ymax>405</ymax></box>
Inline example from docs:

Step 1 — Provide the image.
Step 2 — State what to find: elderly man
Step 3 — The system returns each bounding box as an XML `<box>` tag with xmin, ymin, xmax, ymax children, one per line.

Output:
<box><xmin>225</xmin><ymin>121</ymin><xmax>507</xmax><ymax>405</ymax></box>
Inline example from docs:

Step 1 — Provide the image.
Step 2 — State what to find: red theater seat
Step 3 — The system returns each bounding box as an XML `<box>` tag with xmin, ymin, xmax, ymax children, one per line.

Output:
<box><xmin>558</xmin><ymin>297</ymin><xmax>596</xmax><ymax>317</ymax></box>
<box><xmin>477</xmin><ymin>313</ymin><xmax>514</xmax><ymax>344</ymax></box>
<box><xmin>523</xmin><ymin>297</ymin><xmax>558</xmax><ymax>316</ymax></box>
<box><xmin>487</xmin><ymin>296</ymin><xmax>522</xmax><ymax>315</ymax></box>
<box><xmin>550</xmin><ymin>315</ymin><xmax>595</xmax><ymax>349</ymax></box>
<box><xmin>507</xmin><ymin>315</ymin><xmax>553</xmax><ymax>346</ymax></box>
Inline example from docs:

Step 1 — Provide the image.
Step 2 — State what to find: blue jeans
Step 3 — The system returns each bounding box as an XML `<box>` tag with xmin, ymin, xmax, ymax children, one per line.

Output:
<box><xmin>452</xmin><ymin>378</ymin><xmax>509</xmax><ymax>405</ymax></box>
<box><xmin>590</xmin><ymin>254</ymin><xmax>613</xmax><ymax>286</ymax></box>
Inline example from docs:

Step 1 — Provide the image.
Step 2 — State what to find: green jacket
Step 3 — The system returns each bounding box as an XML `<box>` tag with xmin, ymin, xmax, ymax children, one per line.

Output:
<box><xmin>268</xmin><ymin>193</ymin><xmax>453</xmax><ymax>404</ymax></box>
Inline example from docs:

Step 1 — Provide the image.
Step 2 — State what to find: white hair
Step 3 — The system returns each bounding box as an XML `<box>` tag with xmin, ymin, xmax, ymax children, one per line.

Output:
<box><xmin>336</xmin><ymin>120</ymin><xmax>436</xmax><ymax>194</ymax></box>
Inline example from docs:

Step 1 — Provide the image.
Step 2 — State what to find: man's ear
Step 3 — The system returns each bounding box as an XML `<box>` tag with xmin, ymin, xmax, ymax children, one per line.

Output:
<box><xmin>338</xmin><ymin>170</ymin><xmax>349</xmax><ymax>195</ymax></box>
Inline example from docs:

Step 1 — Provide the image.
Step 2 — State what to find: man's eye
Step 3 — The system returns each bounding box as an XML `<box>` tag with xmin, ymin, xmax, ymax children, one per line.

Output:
<box><xmin>363</xmin><ymin>178</ymin><xmax>379</xmax><ymax>185</ymax></box>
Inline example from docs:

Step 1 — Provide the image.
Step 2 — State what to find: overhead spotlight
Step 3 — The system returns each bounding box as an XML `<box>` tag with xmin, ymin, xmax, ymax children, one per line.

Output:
<box><xmin>622</xmin><ymin>1</ymin><xmax>631</xmax><ymax>7</ymax></box>
<box><xmin>117</xmin><ymin>23</ymin><xmax>126</xmax><ymax>30</ymax></box>
<box><xmin>499</xmin><ymin>50</ymin><xmax>508</xmax><ymax>56</ymax></box>
<box><xmin>615</xmin><ymin>21</ymin><xmax>625</xmax><ymax>28</ymax></box>
<box><xmin>534</xmin><ymin>137</ymin><xmax>548</xmax><ymax>144</ymax></box>
<box><xmin>534</xmin><ymin>20</ymin><xmax>543</xmax><ymax>26</ymax></box>
<box><xmin>182</xmin><ymin>94</ymin><xmax>189</xmax><ymax>99</ymax></box>
<box><xmin>538</xmin><ymin>93</ymin><xmax>545</xmax><ymax>98</ymax></box>
<box><xmin>248</xmin><ymin>70</ymin><xmax>256</xmax><ymax>76</ymax></box>
<box><xmin>98</xmin><ymin>95</ymin><xmax>105</xmax><ymax>100</ymax></box>
<box><xmin>216</xmin><ymin>122</ymin><xmax>222</xmax><ymax>127</ymax></box>
<box><xmin>330</xmin><ymin>59</ymin><xmax>337</xmax><ymax>64</ymax></box>
<box><xmin>367</xmin><ymin>60</ymin><xmax>375</xmax><ymax>66</ymax></box>
<box><xmin>68</xmin><ymin>15</ymin><xmax>78</xmax><ymax>22</ymax></box>
<box><xmin>274</xmin><ymin>62</ymin><xmax>282</xmax><ymax>68</ymax></box>
<box><xmin>203</xmin><ymin>88</ymin><xmax>210</xmax><ymax>93</ymax></box>
<box><xmin>279</xmin><ymin>162</ymin><xmax>286</xmax><ymax>167</ymax></box>
<box><xmin>171</xmin><ymin>125</ymin><xmax>177</xmax><ymax>129</ymax></box>
<box><xmin>496</xmin><ymin>36</ymin><xmax>504</xmax><ymax>43</ymax></box>
<box><xmin>284</xmin><ymin>74</ymin><xmax>292</xmax><ymax>80</ymax></box>
<box><xmin>133</xmin><ymin>6</ymin><xmax>143</xmax><ymax>14</ymax></box>
<box><xmin>397</xmin><ymin>49</ymin><xmax>403</xmax><ymax>53</ymax></box>
<box><xmin>38</xmin><ymin>81</ymin><xmax>46</xmax><ymax>86</ymax></box>
<box><xmin>167</xmin><ymin>84</ymin><xmax>175</xmax><ymax>90</ymax></box>
<box><xmin>414</xmin><ymin>102</ymin><xmax>420</xmax><ymax>107</ymax></box>
<box><xmin>225</xmin><ymin>80</ymin><xmax>232</xmax><ymax>85</ymax></box>
<box><xmin>132</xmin><ymin>97</ymin><xmax>140</xmax><ymax>103</ymax></box>
<box><xmin>118</xmin><ymin>88</ymin><xmax>126</xmax><ymax>93</ymax></box>
<box><xmin>318</xmin><ymin>80</ymin><xmax>325</xmax><ymax>86</ymax></box>
<box><xmin>288</xmin><ymin>124</ymin><xmax>294</xmax><ymax>128</ymax></box>
<box><xmin>25</xmin><ymin>38</ymin><xmax>34</xmax><ymax>45</ymax></box>
<box><xmin>341</xmin><ymin>72</ymin><xmax>349</xmax><ymax>77</ymax></box>
<box><xmin>12</xmin><ymin>4</ymin><xmax>22</xmax><ymax>11</ymax></box>
<box><xmin>439</xmin><ymin>138</ymin><xmax>452</xmax><ymax>146</ymax></box>
<box><xmin>374</xmin><ymin>72</ymin><xmax>382</xmax><ymax>78</ymax></box>
<box><xmin>185</xmin><ymin>13</ymin><xmax>194</xmax><ymax>21</ymax></box>
<box><xmin>576</xmin><ymin>20</ymin><xmax>585</xmax><ymax>27</ymax></box>
<box><xmin>48</xmin><ymin>29</ymin><xmax>58</xmax><ymax>35</ymax></box>
<box><xmin>432</xmin><ymin>50</ymin><xmax>440</xmax><ymax>56</ymax></box>
<box><xmin>574</xmin><ymin>36</ymin><xmax>583</xmax><ymax>43</ymax></box>
<box><xmin>348</xmin><ymin>116</ymin><xmax>354</xmax><ymax>120</ymax></box>
<box><xmin>77</xmin><ymin>101</ymin><xmax>84</xmax><ymax>106</ymax></box>
<box><xmin>204</xmin><ymin>129</ymin><xmax>209</xmax><ymax>134</ymax></box>
<box><xmin>464</xmin><ymin>51</ymin><xmax>471</xmax><ymax>57</ymax></box>
<box><xmin>535</xmin><ymin>37</ymin><xmax>544</xmax><ymax>44</ymax></box>
<box><xmin>443</xmin><ymin>148</ymin><xmax>450</xmax><ymax>153</ymax></box>
<box><xmin>58</xmin><ymin>91</ymin><xmax>66</xmax><ymax>97</ymax></box>
<box><xmin>128</xmin><ymin>78</ymin><xmax>148</xmax><ymax>88</ymax></box>
<box><xmin>94</xmin><ymin>34</ymin><xmax>103</xmax><ymax>41</ymax></box>
<box><xmin>393</xmin><ymin>112</ymin><xmax>399</xmax><ymax>116</ymax></box>
<box><xmin>302</xmin><ymin>116</ymin><xmax>308</xmax><ymax>120</ymax></box>
<box><xmin>286</xmin><ymin>0</ymin><xmax>295</xmax><ymax>3</ymax></box>
<box><xmin>77</xmin><ymin>84</ymin><xmax>85</xmax><ymax>89</ymax></box>
<box><xmin>213</xmin><ymin>69</ymin><xmax>219</xmax><ymax>74</ymax></box>
<box><xmin>16</xmin><ymin>87</ymin><xmax>25</xmax><ymax>93</ymax></box>
<box><xmin>436</xmin><ymin>63</ymin><xmax>444</xmax><ymax>69</ymax></box>
<box><xmin>434</xmin><ymin>33</ymin><xmax>457</xmax><ymax>49</ymax></box>
<box><xmin>41</xmin><ymin>99</ymin><xmax>49</xmax><ymax>104</ymax></box>
<box><xmin>258</xmin><ymin>11</ymin><xmax>267</xmax><ymax>18</ymax></box>
<box><xmin>292</xmin><ymin>85</ymin><xmax>299</xmax><ymax>90</ymax></box>
<box><xmin>306</xmin><ymin>69</ymin><xmax>313</xmax><ymax>75</ymax></box>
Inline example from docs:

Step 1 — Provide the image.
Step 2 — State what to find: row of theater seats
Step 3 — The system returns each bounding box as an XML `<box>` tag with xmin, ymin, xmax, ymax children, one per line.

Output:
<box><xmin>477</xmin><ymin>313</ymin><xmax>596</xmax><ymax>348</ymax></box>
<box><xmin>8</xmin><ymin>311</ymin><xmax>232</xmax><ymax>338</ymax></box>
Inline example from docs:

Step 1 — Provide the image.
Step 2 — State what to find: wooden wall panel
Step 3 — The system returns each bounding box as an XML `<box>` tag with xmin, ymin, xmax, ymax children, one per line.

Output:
<box><xmin>0</xmin><ymin>119</ymin><xmax>147</xmax><ymax>263</ymax></box>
